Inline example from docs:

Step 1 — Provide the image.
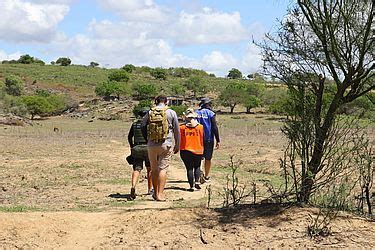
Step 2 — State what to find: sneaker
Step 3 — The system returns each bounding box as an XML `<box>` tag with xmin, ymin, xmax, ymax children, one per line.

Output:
<box><xmin>204</xmin><ymin>176</ymin><xmax>211</xmax><ymax>183</ymax></box>
<box><xmin>195</xmin><ymin>184</ymin><xmax>201</xmax><ymax>190</ymax></box>
<box><xmin>130</xmin><ymin>187</ymin><xmax>136</xmax><ymax>200</ymax></box>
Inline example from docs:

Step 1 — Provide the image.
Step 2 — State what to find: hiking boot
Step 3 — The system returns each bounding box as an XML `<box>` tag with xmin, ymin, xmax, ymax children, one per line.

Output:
<box><xmin>195</xmin><ymin>184</ymin><xmax>201</xmax><ymax>190</ymax></box>
<box><xmin>130</xmin><ymin>187</ymin><xmax>136</xmax><ymax>200</ymax></box>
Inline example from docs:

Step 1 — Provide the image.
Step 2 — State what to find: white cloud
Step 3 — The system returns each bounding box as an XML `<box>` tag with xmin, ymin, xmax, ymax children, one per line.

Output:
<box><xmin>2</xmin><ymin>0</ymin><xmax>264</xmax><ymax>76</ymax></box>
<box><xmin>240</xmin><ymin>44</ymin><xmax>263</xmax><ymax>74</ymax></box>
<box><xmin>0</xmin><ymin>0</ymin><xmax>70</xmax><ymax>43</ymax></box>
<box><xmin>97</xmin><ymin>0</ymin><xmax>170</xmax><ymax>23</ymax></box>
<box><xmin>172</xmin><ymin>9</ymin><xmax>249</xmax><ymax>45</ymax></box>
<box><xmin>0</xmin><ymin>50</ymin><xmax>22</xmax><ymax>61</ymax></box>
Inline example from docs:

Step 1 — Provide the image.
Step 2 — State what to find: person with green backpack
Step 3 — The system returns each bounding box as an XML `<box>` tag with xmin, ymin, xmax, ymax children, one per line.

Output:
<box><xmin>141</xmin><ymin>95</ymin><xmax>180</xmax><ymax>201</ymax></box>
<box><xmin>127</xmin><ymin>107</ymin><xmax>152</xmax><ymax>200</ymax></box>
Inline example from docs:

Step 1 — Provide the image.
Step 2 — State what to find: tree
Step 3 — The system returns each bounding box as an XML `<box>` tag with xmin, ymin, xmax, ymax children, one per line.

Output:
<box><xmin>258</xmin><ymin>0</ymin><xmax>374</xmax><ymax>202</ymax></box>
<box><xmin>18</xmin><ymin>54</ymin><xmax>34</xmax><ymax>64</ymax></box>
<box><xmin>122</xmin><ymin>64</ymin><xmax>136</xmax><ymax>73</ymax></box>
<box><xmin>56</xmin><ymin>57</ymin><xmax>71</xmax><ymax>66</ymax></box>
<box><xmin>89</xmin><ymin>62</ymin><xmax>99</xmax><ymax>67</ymax></box>
<box><xmin>242</xmin><ymin>95</ymin><xmax>261</xmax><ymax>114</ymax></box>
<box><xmin>132</xmin><ymin>82</ymin><xmax>157</xmax><ymax>100</ymax></box>
<box><xmin>219</xmin><ymin>81</ymin><xmax>246</xmax><ymax>113</ymax></box>
<box><xmin>4</xmin><ymin>75</ymin><xmax>24</xmax><ymax>96</ymax></box>
<box><xmin>151</xmin><ymin>67</ymin><xmax>167</xmax><ymax>80</ymax></box>
<box><xmin>184</xmin><ymin>76</ymin><xmax>208</xmax><ymax>97</ymax></box>
<box><xmin>16</xmin><ymin>54</ymin><xmax>45</xmax><ymax>65</ymax></box>
<box><xmin>108</xmin><ymin>70</ymin><xmax>129</xmax><ymax>82</ymax></box>
<box><xmin>22</xmin><ymin>95</ymin><xmax>54</xmax><ymax>119</ymax></box>
<box><xmin>227</xmin><ymin>68</ymin><xmax>242</xmax><ymax>79</ymax></box>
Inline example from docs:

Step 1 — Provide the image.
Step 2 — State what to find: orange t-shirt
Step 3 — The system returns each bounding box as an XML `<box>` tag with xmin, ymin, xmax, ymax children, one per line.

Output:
<box><xmin>180</xmin><ymin>124</ymin><xmax>204</xmax><ymax>155</ymax></box>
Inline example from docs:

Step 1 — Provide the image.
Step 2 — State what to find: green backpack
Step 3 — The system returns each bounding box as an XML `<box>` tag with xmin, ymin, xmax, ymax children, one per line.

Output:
<box><xmin>147</xmin><ymin>106</ymin><xmax>169</xmax><ymax>142</ymax></box>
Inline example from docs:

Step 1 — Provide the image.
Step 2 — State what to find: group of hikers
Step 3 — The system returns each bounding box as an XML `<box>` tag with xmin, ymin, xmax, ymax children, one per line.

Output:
<box><xmin>127</xmin><ymin>95</ymin><xmax>220</xmax><ymax>201</ymax></box>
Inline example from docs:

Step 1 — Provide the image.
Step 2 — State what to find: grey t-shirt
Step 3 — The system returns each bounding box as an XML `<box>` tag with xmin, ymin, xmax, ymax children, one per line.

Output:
<box><xmin>142</xmin><ymin>104</ymin><xmax>180</xmax><ymax>148</ymax></box>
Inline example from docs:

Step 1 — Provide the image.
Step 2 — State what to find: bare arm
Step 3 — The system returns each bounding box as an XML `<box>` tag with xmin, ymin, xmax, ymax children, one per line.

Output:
<box><xmin>141</xmin><ymin>113</ymin><xmax>149</xmax><ymax>142</ymax></box>
<box><xmin>128</xmin><ymin>124</ymin><xmax>134</xmax><ymax>148</ymax></box>
<box><xmin>172</xmin><ymin>111</ymin><xmax>180</xmax><ymax>153</ymax></box>
<box><xmin>211</xmin><ymin>115</ymin><xmax>220</xmax><ymax>143</ymax></box>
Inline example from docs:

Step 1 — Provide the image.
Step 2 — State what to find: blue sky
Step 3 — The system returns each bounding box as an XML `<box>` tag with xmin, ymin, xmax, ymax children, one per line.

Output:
<box><xmin>0</xmin><ymin>0</ymin><xmax>294</xmax><ymax>76</ymax></box>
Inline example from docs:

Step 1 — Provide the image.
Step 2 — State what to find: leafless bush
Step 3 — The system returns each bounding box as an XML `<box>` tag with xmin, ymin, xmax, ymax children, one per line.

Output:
<box><xmin>219</xmin><ymin>155</ymin><xmax>253</xmax><ymax>207</ymax></box>
<box><xmin>307</xmin><ymin>182</ymin><xmax>351</xmax><ymax>238</ymax></box>
<box><xmin>355</xmin><ymin>142</ymin><xmax>374</xmax><ymax>215</ymax></box>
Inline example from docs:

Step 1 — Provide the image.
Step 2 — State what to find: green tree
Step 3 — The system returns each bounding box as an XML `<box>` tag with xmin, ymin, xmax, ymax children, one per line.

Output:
<box><xmin>122</xmin><ymin>64</ymin><xmax>136</xmax><ymax>73</ymax></box>
<box><xmin>89</xmin><ymin>62</ymin><xmax>99</xmax><ymax>67</ymax></box>
<box><xmin>22</xmin><ymin>95</ymin><xmax>54</xmax><ymax>119</ymax></box>
<box><xmin>258</xmin><ymin>0</ymin><xmax>374</xmax><ymax>202</ymax></box>
<box><xmin>151</xmin><ymin>67</ymin><xmax>167</xmax><ymax>80</ymax></box>
<box><xmin>18</xmin><ymin>54</ymin><xmax>34</xmax><ymax>64</ymax></box>
<box><xmin>56</xmin><ymin>57</ymin><xmax>71</xmax><ymax>66</ymax></box>
<box><xmin>132</xmin><ymin>82</ymin><xmax>157</xmax><ymax>100</ymax></box>
<box><xmin>4</xmin><ymin>75</ymin><xmax>24</xmax><ymax>96</ymax></box>
<box><xmin>184</xmin><ymin>76</ymin><xmax>208</xmax><ymax>97</ymax></box>
<box><xmin>219</xmin><ymin>81</ymin><xmax>246</xmax><ymax>113</ymax></box>
<box><xmin>227</xmin><ymin>68</ymin><xmax>242</xmax><ymax>79</ymax></box>
<box><xmin>108</xmin><ymin>70</ymin><xmax>130</xmax><ymax>82</ymax></box>
<box><xmin>242</xmin><ymin>95</ymin><xmax>261</xmax><ymax>113</ymax></box>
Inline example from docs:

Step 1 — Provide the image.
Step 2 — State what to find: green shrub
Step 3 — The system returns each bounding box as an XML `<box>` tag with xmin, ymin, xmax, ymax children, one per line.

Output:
<box><xmin>167</xmin><ymin>81</ymin><xmax>186</xmax><ymax>96</ymax></box>
<box><xmin>151</xmin><ymin>67</ymin><xmax>167</xmax><ymax>80</ymax></box>
<box><xmin>132</xmin><ymin>82</ymin><xmax>157</xmax><ymax>100</ymax></box>
<box><xmin>21</xmin><ymin>95</ymin><xmax>54</xmax><ymax>119</ymax></box>
<box><xmin>95</xmin><ymin>81</ymin><xmax>128</xmax><ymax>100</ymax></box>
<box><xmin>132</xmin><ymin>100</ymin><xmax>152</xmax><ymax>117</ymax></box>
<box><xmin>2</xmin><ymin>94</ymin><xmax>27</xmax><ymax>116</ymax></box>
<box><xmin>4</xmin><ymin>75</ymin><xmax>24</xmax><ymax>96</ymax></box>
<box><xmin>122</xmin><ymin>64</ymin><xmax>136</xmax><ymax>73</ymax></box>
<box><xmin>108</xmin><ymin>70</ymin><xmax>129</xmax><ymax>82</ymax></box>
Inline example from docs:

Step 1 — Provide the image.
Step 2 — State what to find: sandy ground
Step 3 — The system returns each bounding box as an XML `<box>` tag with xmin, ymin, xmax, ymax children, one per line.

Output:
<box><xmin>0</xmin><ymin>115</ymin><xmax>374</xmax><ymax>248</ymax></box>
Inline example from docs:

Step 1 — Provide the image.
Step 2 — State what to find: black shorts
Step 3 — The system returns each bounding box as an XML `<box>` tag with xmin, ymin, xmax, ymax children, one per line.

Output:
<box><xmin>131</xmin><ymin>145</ymin><xmax>150</xmax><ymax>171</ymax></box>
<box><xmin>203</xmin><ymin>141</ymin><xmax>214</xmax><ymax>160</ymax></box>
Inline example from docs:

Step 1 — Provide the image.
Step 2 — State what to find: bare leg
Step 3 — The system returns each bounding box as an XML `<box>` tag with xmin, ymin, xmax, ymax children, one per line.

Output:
<box><xmin>204</xmin><ymin>159</ymin><xmax>212</xmax><ymax>177</ymax></box>
<box><xmin>151</xmin><ymin>166</ymin><xmax>159</xmax><ymax>197</ymax></box>
<box><xmin>146</xmin><ymin>167</ymin><xmax>152</xmax><ymax>192</ymax></box>
<box><xmin>131</xmin><ymin>170</ymin><xmax>140</xmax><ymax>188</ymax></box>
<box><xmin>157</xmin><ymin>169</ymin><xmax>167</xmax><ymax>201</ymax></box>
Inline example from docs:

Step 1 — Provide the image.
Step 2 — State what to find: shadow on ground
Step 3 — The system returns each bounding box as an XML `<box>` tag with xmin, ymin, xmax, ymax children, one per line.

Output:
<box><xmin>108</xmin><ymin>193</ymin><xmax>133</xmax><ymax>201</ymax></box>
<box><xmin>196</xmin><ymin>203</ymin><xmax>296</xmax><ymax>229</ymax></box>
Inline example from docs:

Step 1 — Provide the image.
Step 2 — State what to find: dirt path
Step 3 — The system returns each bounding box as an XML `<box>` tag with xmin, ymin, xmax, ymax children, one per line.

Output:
<box><xmin>125</xmin><ymin>156</ymin><xmax>207</xmax><ymax>210</ymax></box>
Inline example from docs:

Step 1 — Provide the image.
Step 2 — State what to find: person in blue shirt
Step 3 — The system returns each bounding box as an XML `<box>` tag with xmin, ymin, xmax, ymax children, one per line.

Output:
<box><xmin>195</xmin><ymin>97</ymin><xmax>220</xmax><ymax>182</ymax></box>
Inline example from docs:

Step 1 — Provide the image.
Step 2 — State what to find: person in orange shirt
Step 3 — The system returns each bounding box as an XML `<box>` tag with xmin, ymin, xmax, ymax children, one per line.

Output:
<box><xmin>180</xmin><ymin>108</ymin><xmax>204</xmax><ymax>191</ymax></box>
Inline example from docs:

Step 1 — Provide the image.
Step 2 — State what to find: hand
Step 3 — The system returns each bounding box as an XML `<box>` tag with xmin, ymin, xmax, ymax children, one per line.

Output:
<box><xmin>216</xmin><ymin>141</ymin><xmax>220</xmax><ymax>149</ymax></box>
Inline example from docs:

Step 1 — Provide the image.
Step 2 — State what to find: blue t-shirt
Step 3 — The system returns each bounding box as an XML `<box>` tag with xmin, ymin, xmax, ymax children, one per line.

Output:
<box><xmin>196</xmin><ymin>108</ymin><xmax>215</xmax><ymax>142</ymax></box>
